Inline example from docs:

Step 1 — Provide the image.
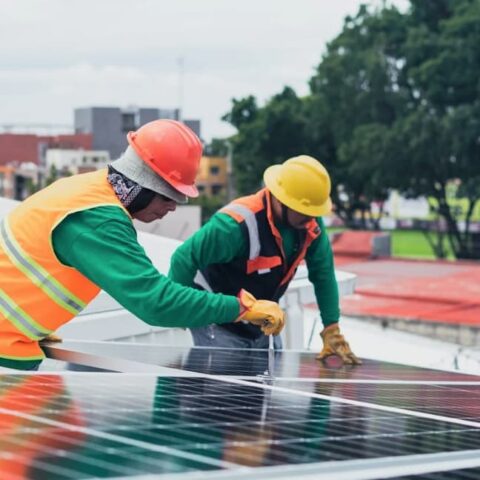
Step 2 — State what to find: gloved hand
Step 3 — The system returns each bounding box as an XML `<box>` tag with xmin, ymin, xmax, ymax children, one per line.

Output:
<box><xmin>317</xmin><ymin>323</ymin><xmax>361</xmax><ymax>365</ymax></box>
<box><xmin>236</xmin><ymin>289</ymin><xmax>285</xmax><ymax>336</ymax></box>
<box><xmin>40</xmin><ymin>333</ymin><xmax>63</xmax><ymax>343</ymax></box>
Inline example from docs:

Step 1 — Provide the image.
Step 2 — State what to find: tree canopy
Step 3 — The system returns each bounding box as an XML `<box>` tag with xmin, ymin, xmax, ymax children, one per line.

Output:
<box><xmin>219</xmin><ymin>0</ymin><xmax>480</xmax><ymax>259</ymax></box>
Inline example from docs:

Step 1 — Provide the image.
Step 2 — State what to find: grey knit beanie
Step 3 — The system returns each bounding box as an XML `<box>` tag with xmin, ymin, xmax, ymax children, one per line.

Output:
<box><xmin>110</xmin><ymin>146</ymin><xmax>188</xmax><ymax>204</ymax></box>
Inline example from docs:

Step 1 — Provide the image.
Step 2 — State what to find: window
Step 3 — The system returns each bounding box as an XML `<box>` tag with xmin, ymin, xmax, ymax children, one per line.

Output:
<box><xmin>122</xmin><ymin>113</ymin><xmax>136</xmax><ymax>132</ymax></box>
<box><xmin>211</xmin><ymin>184</ymin><xmax>223</xmax><ymax>195</ymax></box>
<box><xmin>210</xmin><ymin>166</ymin><xmax>220</xmax><ymax>175</ymax></box>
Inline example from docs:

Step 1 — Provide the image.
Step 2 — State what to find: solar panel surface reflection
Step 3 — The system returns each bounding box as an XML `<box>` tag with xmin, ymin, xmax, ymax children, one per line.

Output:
<box><xmin>2</xmin><ymin>372</ymin><xmax>480</xmax><ymax>480</ymax></box>
<box><xmin>3</xmin><ymin>343</ymin><xmax>480</xmax><ymax>479</ymax></box>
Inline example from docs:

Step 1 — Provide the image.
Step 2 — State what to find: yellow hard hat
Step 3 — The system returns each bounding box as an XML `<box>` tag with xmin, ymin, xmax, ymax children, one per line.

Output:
<box><xmin>263</xmin><ymin>155</ymin><xmax>332</xmax><ymax>216</ymax></box>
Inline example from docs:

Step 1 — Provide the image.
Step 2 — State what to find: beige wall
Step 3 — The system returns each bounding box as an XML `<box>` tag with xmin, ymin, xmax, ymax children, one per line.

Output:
<box><xmin>196</xmin><ymin>156</ymin><xmax>227</xmax><ymax>196</ymax></box>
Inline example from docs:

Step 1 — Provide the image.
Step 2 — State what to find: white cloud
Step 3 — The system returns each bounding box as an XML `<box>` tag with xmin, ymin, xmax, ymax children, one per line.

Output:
<box><xmin>0</xmin><ymin>0</ymin><xmax>409</xmax><ymax>140</ymax></box>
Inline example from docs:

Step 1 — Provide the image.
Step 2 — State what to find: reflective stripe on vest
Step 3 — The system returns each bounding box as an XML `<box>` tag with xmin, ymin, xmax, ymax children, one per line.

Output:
<box><xmin>223</xmin><ymin>204</ymin><xmax>261</xmax><ymax>260</ymax></box>
<box><xmin>0</xmin><ymin>289</ymin><xmax>51</xmax><ymax>340</ymax></box>
<box><xmin>0</xmin><ymin>218</ymin><xmax>86</xmax><ymax>316</ymax></box>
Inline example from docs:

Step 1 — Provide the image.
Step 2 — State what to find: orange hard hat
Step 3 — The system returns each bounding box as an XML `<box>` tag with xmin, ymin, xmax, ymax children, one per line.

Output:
<box><xmin>127</xmin><ymin>119</ymin><xmax>202</xmax><ymax>197</ymax></box>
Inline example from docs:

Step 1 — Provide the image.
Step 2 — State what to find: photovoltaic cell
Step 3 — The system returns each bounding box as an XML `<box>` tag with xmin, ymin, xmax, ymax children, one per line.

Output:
<box><xmin>1</xmin><ymin>373</ymin><xmax>480</xmax><ymax>479</ymax></box>
<box><xmin>273</xmin><ymin>381</ymin><xmax>480</xmax><ymax>422</ymax></box>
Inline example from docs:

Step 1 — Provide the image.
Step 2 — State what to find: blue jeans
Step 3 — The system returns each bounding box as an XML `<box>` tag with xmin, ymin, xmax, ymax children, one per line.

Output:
<box><xmin>190</xmin><ymin>324</ymin><xmax>283</xmax><ymax>349</ymax></box>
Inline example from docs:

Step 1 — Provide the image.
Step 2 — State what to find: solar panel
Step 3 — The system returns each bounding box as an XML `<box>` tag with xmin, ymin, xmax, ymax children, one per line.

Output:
<box><xmin>2</xmin><ymin>372</ymin><xmax>480</xmax><ymax>480</ymax></box>
<box><xmin>2</xmin><ymin>341</ymin><xmax>480</xmax><ymax>479</ymax></box>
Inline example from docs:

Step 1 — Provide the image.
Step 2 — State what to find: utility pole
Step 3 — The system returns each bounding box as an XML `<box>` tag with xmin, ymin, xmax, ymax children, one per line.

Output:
<box><xmin>225</xmin><ymin>140</ymin><xmax>235</xmax><ymax>202</ymax></box>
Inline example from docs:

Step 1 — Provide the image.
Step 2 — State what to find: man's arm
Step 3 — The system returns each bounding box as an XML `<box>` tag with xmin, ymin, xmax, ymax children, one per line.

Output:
<box><xmin>305</xmin><ymin>217</ymin><xmax>340</xmax><ymax>327</ymax></box>
<box><xmin>306</xmin><ymin>218</ymin><xmax>361</xmax><ymax>365</ymax></box>
<box><xmin>53</xmin><ymin>207</ymin><xmax>240</xmax><ymax>328</ymax></box>
<box><xmin>169</xmin><ymin>213</ymin><xmax>248</xmax><ymax>287</ymax></box>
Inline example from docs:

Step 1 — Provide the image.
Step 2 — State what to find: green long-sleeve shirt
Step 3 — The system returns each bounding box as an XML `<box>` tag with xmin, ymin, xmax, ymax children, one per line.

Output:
<box><xmin>169</xmin><ymin>212</ymin><xmax>340</xmax><ymax>327</ymax></box>
<box><xmin>52</xmin><ymin>206</ymin><xmax>240</xmax><ymax>328</ymax></box>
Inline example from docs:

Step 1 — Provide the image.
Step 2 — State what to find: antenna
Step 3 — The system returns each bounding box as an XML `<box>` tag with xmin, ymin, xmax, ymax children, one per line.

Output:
<box><xmin>177</xmin><ymin>56</ymin><xmax>185</xmax><ymax>121</ymax></box>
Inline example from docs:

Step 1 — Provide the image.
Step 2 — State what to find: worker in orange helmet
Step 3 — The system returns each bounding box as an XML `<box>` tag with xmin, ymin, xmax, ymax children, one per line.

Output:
<box><xmin>169</xmin><ymin>155</ymin><xmax>361</xmax><ymax>365</ymax></box>
<box><xmin>0</xmin><ymin>120</ymin><xmax>284</xmax><ymax>370</ymax></box>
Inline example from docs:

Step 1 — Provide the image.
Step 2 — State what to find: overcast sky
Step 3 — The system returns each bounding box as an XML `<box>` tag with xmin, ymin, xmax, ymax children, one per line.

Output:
<box><xmin>0</xmin><ymin>0</ymin><xmax>408</xmax><ymax>142</ymax></box>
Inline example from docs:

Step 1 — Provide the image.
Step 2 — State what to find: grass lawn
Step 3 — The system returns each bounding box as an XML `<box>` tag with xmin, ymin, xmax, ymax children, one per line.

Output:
<box><xmin>391</xmin><ymin>230</ymin><xmax>454</xmax><ymax>259</ymax></box>
<box><xmin>327</xmin><ymin>227</ymin><xmax>454</xmax><ymax>260</ymax></box>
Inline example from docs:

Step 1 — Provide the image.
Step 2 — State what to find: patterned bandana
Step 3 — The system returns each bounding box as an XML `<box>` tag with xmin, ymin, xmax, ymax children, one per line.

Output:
<box><xmin>107</xmin><ymin>166</ymin><xmax>143</xmax><ymax>207</ymax></box>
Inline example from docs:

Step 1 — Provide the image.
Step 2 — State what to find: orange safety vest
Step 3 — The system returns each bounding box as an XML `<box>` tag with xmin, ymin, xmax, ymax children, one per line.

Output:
<box><xmin>195</xmin><ymin>188</ymin><xmax>320</xmax><ymax>339</ymax></box>
<box><xmin>0</xmin><ymin>169</ymin><xmax>128</xmax><ymax>361</ymax></box>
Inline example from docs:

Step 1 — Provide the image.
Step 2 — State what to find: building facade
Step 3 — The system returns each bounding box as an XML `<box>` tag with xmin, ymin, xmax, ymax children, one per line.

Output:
<box><xmin>74</xmin><ymin>106</ymin><xmax>202</xmax><ymax>160</ymax></box>
<box><xmin>0</xmin><ymin>133</ymin><xmax>92</xmax><ymax>167</ymax></box>
<box><xmin>45</xmin><ymin>149</ymin><xmax>110</xmax><ymax>175</ymax></box>
<box><xmin>196</xmin><ymin>156</ymin><xmax>227</xmax><ymax>197</ymax></box>
<box><xmin>0</xmin><ymin>163</ymin><xmax>41</xmax><ymax>200</ymax></box>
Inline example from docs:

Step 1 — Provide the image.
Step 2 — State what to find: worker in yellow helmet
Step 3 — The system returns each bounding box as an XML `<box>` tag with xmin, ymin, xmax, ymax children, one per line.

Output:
<box><xmin>169</xmin><ymin>155</ymin><xmax>361</xmax><ymax>364</ymax></box>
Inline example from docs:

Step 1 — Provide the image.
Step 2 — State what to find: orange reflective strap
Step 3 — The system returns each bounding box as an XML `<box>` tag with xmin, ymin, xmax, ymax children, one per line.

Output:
<box><xmin>279</xmin><ymin>218</ymin><xmax>320</xmax><ymax>287</ymax></box>
<box><xmin>246</xmin><ymin>256</ymin><xmax>282</xmax><ymax>275</ymax></box>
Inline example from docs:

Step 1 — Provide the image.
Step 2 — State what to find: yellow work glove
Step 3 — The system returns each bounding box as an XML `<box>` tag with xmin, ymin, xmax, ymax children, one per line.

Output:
<box><xmin>40</xmin><ymin>333</ymin><xmax>63</xmax><ymax>343</ymax></box>
<box><xmin>317</xmin><ymin>323</ymin><xmax>362</xmax><ymax>365</ymax></box>
<box><xmin>236</xmin><ymin>289</ymin><xmax>285</xmax><ymax>336</ymax></box>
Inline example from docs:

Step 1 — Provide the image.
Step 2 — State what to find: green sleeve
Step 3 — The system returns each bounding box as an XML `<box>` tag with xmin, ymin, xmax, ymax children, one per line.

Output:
<box><xmin>305</xmin><ymin>218</ymin><xmax>340</xmax><ymax>327</ymax></box>
<box><xmin>52</xmin><ymin>206</ymin><xmax>240</xmax><ymax>328</ymax></box>
<box><xmin>169</xmin><ymin>212</ymin><xmax>247</xmax><ymax>287</ymax></box>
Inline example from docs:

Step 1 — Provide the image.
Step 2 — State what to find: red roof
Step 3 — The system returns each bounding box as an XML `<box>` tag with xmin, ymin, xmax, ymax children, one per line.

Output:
<box><xmin>0</xmin><ymin>133</ymin><xmax>92</xmax><ymax>166</ymax></box>
<box><xmin>338</xmin><ymin>256</ymin><xmax>480</xmax><ymax>327</ymax></box>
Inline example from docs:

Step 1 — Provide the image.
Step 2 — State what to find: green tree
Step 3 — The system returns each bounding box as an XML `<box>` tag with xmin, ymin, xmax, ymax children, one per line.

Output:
<box><xmin>223</xmin><ymin>87</ymin><xmax>308</xmax><ymax>195</ymax></box>
<box><xmin>220</xmin><ymin>0</ymin><xmax>480</xmax><ymax>258</ymax></box>
<box><xmin>306</xmin><ymin>4</ymin><xmax>408</xmax><ymax>229</ymax></box>
<box><xmin>387</xmin><ymin>0</ymin><xmax>480</xmax><ymax>258</ymax></box>
<box><xmin>308</xmin><ymin>0</ymin><xmax>480</xmax><ymax>256</ymax></box>
<box><xmin>203</xmin><ymin>138</ymin><xmax>229</xmax><ymax>157</ymax></box>
<box><xmin>45</xmin><ymin>164</ymin><xmax>58</xmax><ymax>186</ymax></box>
